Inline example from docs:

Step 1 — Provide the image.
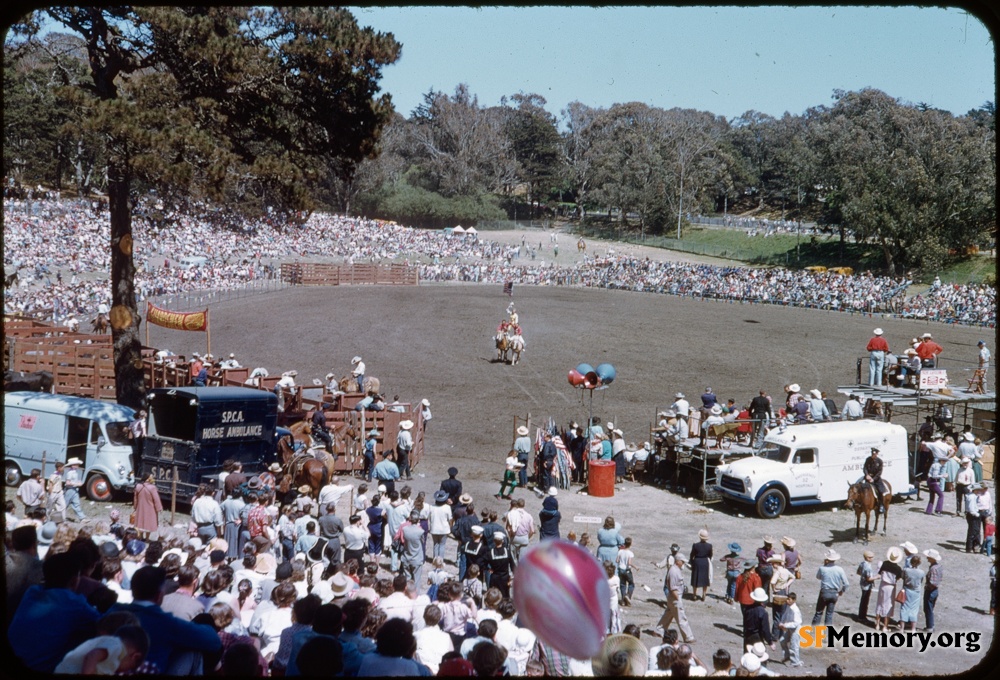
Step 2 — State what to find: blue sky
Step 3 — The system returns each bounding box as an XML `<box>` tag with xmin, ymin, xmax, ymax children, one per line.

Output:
<box><xmin>349</xmin><ymin>6</ymin><xmax>995</xmax><ymax>123</ymax></box>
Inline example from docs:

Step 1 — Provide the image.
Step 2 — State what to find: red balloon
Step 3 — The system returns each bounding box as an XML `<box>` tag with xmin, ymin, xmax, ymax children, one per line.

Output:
<box><xmin>568</xmin><ymin>369</ymin><xmax>587</xmax><ymax>387</ymax></box>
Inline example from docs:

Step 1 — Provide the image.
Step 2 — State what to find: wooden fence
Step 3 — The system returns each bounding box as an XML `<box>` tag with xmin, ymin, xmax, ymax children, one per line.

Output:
<box><xmin>280</xmin><ymin>262</ymin><xmax>419</xmax><ymax>286</ymax></box>
<box><xmin>10</xmin><ymin>334</ymin><xmax>117</xmax><ymax>400</ymax></box>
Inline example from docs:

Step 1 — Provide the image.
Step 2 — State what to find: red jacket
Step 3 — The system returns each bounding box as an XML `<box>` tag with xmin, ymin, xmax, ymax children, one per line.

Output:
<box><xmin>735</xmin><ymin>570</ymin><xmax>762</xmax><ymax>605</ymax></box>
<box><xmin>866</xmin><ymin>337</ymin><xmax>889</xmax><ymax>352</ymax></box>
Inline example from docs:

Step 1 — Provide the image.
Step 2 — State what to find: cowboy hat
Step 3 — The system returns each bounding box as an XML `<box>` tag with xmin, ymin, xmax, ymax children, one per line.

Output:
<box><xmin>612</xmin><ymin>428</ymin><xmax>623</xmax><ymax>437</ymax></box>
<box><xmin>547</xmin><ymin>487</ymin><xmax>558</xmax><ymax>496</ymax></box>
<box><xmin>750</xmin><ymin>587</ymin><xmax>769</xmax><ymax>602</ymax></box>
<box><xmin>963</xmin><ymin>432</ymin><xmax>975</xmax><ymax>442</ymax></box>
<box><xmin>788</xmin><ymin>384</ymin><xmax>800</xmax><ymax>393</ymax></box>
<box><xmin>698</xmin><ymin>529</ymin><xmax>709</xmax><ymax>540</ymax></box>
<box><xmin>923</xmin><ymin>548</ymin><xmax>942</xmax><ymax>562</ymax></box>
<box><xmin>207</xmin><ymin>537</ymin><xmax>228</xmax><ymax>553</ymax></box>
<box><xmin>606</xmin><ymin>422</ymin><xmax>615</xmax><ymax>431</ymax></box>
<box><xmin>922</xmin><ymin>333</ymin><xmax>933</xmax><ymax>339</ymax></box>
<box><xmin>268</xmin><ymin>462</ymin><xmax>282</xmax><ymax>473</ymax></box>
<box><xmin>298</xmin><ymin>485</ymin><xmax>312</xmax><ymax>495</ymax></box>
<box><xmin>421</xmin><ymin>398</ymin><xmax>430</xmax><ymax>406</ymax></box>
<box><xmin>247</xmin><ymin>477</ymin><xmax>262</xmax><ymax>490</ymax></box>
<box><xmin>748</xmin><ymin>641</ymin><xmax>769</xmax><ymax>662</ymax></box>
<box><xmin>37</xmin><ymin>521</ymin><xmax>58</xmax><ymax>546</ymax></box>
<box><xmin>873</xmin><ymin>328</ymin><xmax>883</xmax><ymax>336</ymax></box>
<box><xmin>740</xmin><ymin>653</ymin><xmax>761</xmax><ymax>673</ymax></box>
<box><xmin>762</xmin><ymin>535</ymin><xmax>775</xmax><ymax>545</ymax></box>
<box><xmin>781</xmin><ymin>536</ymin><xmax>796</xmax><ymax>548</ymax></box>
<box><xmin>329</xmin><ymin>572</ymin><xmax>354</xmax><ymax>597</ymax></box>
<box><xmin>809</xmin><ymin>389</ymin><xmax>823</xmax><ymax>399</ymax></box>
<box><xmin>886</xmin><ymin>546</ymin><xmax>904</xmax><ymax>564</ymax></box>
<box><xmin>399</xmin><ymin>420</ymin><xmax>414</xmax><ymax>430</ymax></box>
<box><xmin>710</xmin><ymin>405</ymin><xmax>723</xmax><ymax>415</ymax></box>
<box><xmin>727</xmin><ymin>542</ymin><xmax>742</xmax><ymax>553</ymax></box>
<box><xmin>351</xmin><ymin>356</ymin><xmax>362</xmax><ymax>364</ymax></box>
<box><xmin>674</xmin><ymin>392</ymin><xmax>685</xmax><ymax>399</ymax></box>
<box><xmin>459</xmin><ymin>493</ymin><xmax>473</xmax><ymax>505</ymax></box>
<box><xmin>742</xmin><ymin>560</ymin><xmax>755</xmax><ymax>570</ymax></box>
<box><xmin>905</xmin><ymin>348</ymin><xmax>917</xmax><ymax>355</ymax></box>
<box><xmin>433</xmin><ymin>490</ymin><xmax>449</xmax><ymax>503</ymax></box>
<box><xmin>254</xmin><ymin>552</ymin><xmax>276</xmax><ymax>574</ymax></box>
<box><xmin>825</xmin><ymin>549</ymin><xmax>841</xmax><ymax>561</ymax></box>
<box><xmin>516</xmin><ymin>425</ymin><xmax>529</xmax><ymax>436</ymax></box>
<box><xmin>900</xmin><ymin>541</ymin><xmax>918</xmax><ymax>555</ymax></box>
<box><xmin>65</xmin><ymin>457</ymin><xmax>84</xmax><ymax>467</ymax></box>
<box><xmin>591</xmin><ymin>634</ymin><xmax>648</xmax><ymax>677</ymax></box>
<box><xmin>367</xmin><ymin>429</ymin><xmax>379</xmax><ymax>437</ymax></box>
<box><xmin>766</xmin><ymin>555</ymin><xmax>786</xmax><ymax>564</ymax></box>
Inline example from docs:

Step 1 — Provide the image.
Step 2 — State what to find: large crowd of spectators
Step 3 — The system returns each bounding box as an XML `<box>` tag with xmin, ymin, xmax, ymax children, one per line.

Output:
<box><xmin>3</xmin><ymin>197</ymin><xmax>994</xmax><ymax>327</ymax></box>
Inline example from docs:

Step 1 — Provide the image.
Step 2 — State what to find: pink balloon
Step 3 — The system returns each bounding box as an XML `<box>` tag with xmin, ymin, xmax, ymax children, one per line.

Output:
<box><xmin>513</xmin><ymin>540</ymin><xmax>610</xmax><ymax>659</ymax></box>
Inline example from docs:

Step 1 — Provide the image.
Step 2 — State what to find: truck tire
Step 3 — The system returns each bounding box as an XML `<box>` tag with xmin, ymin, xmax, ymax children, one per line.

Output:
<box><xmin>756</xmin><ymin>488</ymin><xmax>787</xmax><ymax>519</ymax></box>
<box><xmin>86</xmin><ymin>474</ymin><xmax>113</xmax><ymax>502</ymax></box>
<box><xmin>5</xmin><ymin>462</ymin><xmax>22</xmax><ymax>487</ymax></box>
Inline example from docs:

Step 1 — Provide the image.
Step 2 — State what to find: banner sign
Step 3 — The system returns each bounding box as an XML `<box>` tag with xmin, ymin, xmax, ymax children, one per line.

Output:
<box><xmin>146</xmin><ymin>302</ymin><xmax>208</xmax><ymax>332</ymax></box>
<box><xmin>918</xmin><ymin>369</ymin><xmax>948</xmax><ymax>391</ymax></box>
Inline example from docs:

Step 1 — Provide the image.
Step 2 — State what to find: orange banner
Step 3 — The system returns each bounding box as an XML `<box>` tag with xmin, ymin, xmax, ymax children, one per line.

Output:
<box><xmin>146</xmin><ymin>302</ymin><xmax>208</xmax><ymax>332</ymax></box>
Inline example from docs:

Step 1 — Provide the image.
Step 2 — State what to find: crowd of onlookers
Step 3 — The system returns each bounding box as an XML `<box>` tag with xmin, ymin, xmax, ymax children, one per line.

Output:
<box><xmin>3</xmin><ymin>197</ymin><xmax>995</xmax><ymax>327</ymax></box>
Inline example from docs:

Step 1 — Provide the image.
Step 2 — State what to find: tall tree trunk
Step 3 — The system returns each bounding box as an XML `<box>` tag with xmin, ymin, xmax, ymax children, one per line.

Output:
<box><xmin>107</xmin><ymin>156</ymin><xmax>145</xmax><ymax>409</ymax></box>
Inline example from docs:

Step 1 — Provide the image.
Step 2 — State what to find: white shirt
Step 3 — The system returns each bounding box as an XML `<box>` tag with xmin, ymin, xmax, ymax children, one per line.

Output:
<box><xmin>980</xmin><ymin>346</ymin><xmax>991</xmax><ymax>367</ymax></box>
<box><xmin>318</xmin><ymin>482</ymin><xmax>352</xmax><ymax>510</ymax></box>
<box><xmin>352</xmin><ymin>361</ymin><xmax>366</xmax><ymax>376</ymax></box>
<box><xmin>841</xmin><ymin>400</ymin><xmax>864</xmax><ymax>419</ymax></box>
<box><xmin>379</xmin><ymin>591</ymin><xmax>415</xmax><ymax>622</ymax></box>
<box><xmin>494</xmin><ymin>618</ymin><xmax>520</xmax><ymax>652</ymax></box>
<box><xmin>672</xmin><ymin>398</ymin><xmax>690</xmax><ymax>416</ymax></box>
<box><xmin>414</xmin><ymin>625</ymin><xmax>454</xmax><ymax>674</ymax></box>
<box><xmin>250</xmin><ymin>606</ymin><xmax>292</xmax><ymax>658</ymax></box>
<box><xmin>191</xmin><ymin>495</ymin><xmax>223</xmax><ymax>526</ymax></box>
<box><xmin>427</xmin><ymin>504</ymin><xmax>453</xmax><ymax>535</ymax></box>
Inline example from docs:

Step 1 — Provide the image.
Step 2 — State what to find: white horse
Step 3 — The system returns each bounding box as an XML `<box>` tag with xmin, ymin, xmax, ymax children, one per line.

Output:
<box><xmin>509</xmin><ymin>334</ymin><xmax>525</xmax><ymax>364</ymax></box>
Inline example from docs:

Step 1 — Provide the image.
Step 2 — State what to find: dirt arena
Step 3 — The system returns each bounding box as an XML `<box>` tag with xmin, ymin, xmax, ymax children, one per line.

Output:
<box><xmin>8</xmin><ymin>228</ymin><xmax>994</xmax><ymax>676</ymax></box>
<box><xmin>140</xmin><ymin>270</ymin><xmax>996</xmax><ymax>676</ymax></box>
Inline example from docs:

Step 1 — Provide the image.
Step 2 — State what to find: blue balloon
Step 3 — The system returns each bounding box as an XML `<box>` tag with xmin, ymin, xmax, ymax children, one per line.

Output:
<box><xmin>595</xmin><ymin>363</ymin><xmax>616</xmax><ymax>385</ymax></box>
<box><xmin>575</xmin><ymin>363</ymin><xmax>595</xmax><ymax>377</ymax></box>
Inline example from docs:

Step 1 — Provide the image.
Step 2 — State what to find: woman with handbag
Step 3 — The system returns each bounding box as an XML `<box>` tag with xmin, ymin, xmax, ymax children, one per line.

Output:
<box><xmin>132</xmin><ymin>473</ymin><xmax>163</xmax><ymax>539</ymax></box>
<box><xmin>874</xmin><ymin>546</ymin><xmax>905</xmax><ymax>632</ymax></box>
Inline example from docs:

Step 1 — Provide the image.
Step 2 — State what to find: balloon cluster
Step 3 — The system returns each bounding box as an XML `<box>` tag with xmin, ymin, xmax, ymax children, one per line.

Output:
<box><xmin>513</xmin><ymin>540</ymin><xmax>611</xmax><ymax>659</ymax></box>
<box><xmin>568</xmin><ymin>362</ymin><xmax>616</xmax><ymax>389</ymax></box>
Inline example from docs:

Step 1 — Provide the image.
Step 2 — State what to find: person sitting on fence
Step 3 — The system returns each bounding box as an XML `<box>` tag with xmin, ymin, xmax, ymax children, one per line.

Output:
<box><xmin>310</xmin><ymin>405</ymin><xmax>334</xmax><ymax>454</ymax></box>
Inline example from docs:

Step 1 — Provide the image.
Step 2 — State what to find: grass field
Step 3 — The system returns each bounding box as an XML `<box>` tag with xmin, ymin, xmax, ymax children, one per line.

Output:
<box><xmin>576</xmin><ymin>222</ymin><xmax>996</xmax><ymax>285</ymax></box>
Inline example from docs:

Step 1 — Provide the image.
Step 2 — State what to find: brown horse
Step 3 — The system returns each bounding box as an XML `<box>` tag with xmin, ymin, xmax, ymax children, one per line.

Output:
<box><xmin>337</xmin><ymin>375</ymin><xmax>381</xmax><ymax>396</ymax></box>
<box><xmin>495</xmin><ymin>332</ymin><xmax>510</xmax><ymax>363</ymax></box>
<box><xmin>845</xmin><ymin>480</ymin><xmax>892</xmax><ymax>544</ymax></box>
<box><xmin>577</xmin><ymin>238</ymin><xmax>586</xmax><ymax>254</ymax></box>
<box><xmin>277</xmin><ymin>433</ymin><xmax>336</xmax><ymax>500</ymax></box>
<box><xmin>91</xmin><ymin>313</ymin><xmax>110</xmax><ymax>334</ymax></box>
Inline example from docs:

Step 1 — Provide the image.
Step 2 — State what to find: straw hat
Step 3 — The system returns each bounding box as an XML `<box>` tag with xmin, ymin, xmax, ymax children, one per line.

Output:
<box><xmin>900</xmin><ymin>541</ymin><xmax>918</xmax><ymax>555</ymax></box>
<box><xmin>810</xmin><ymin>389</ymin><xmax>823</xmax><ymax>399</ymax></box>
<box><xmin>781</xmin><ymin>536</ymin><xmax>796</xmax><ymax>548</ymax></box>
<box><xmin>873</xmin><ymin>328</ymin><xmax>883</xmax><ymax>336</ymax></box>
<box><xmin>675</xmin><ymin>392</ymin><xmax>685</xmax><ymax>399</ymax></box>
<box><xmin>825</xmin><ymin>549</ymin><xmax>841</xmax><ymax>561</ymax></box>
<box><xmin>963</xmin><ymin>432</ymin><xmax>975</xmax><ymax>442</ymax></box>
<box><xmin>298</xmin><ymin>485</ymin><xmax>312</xmax><ymax>495</ymax></box>
<box><xmin>421</xmin><ymin>398</ymin><xmax>430</xmax><ymax>406</ymax></box>
<box><xmin>698</xmin><ymin>529</ymin><xmax>710</xmax><ymax>540</ymax></box>
<box><xmin>66</xmin><ymin>457</ymin><xmax>83</xmax><ymax>467</ymax></box>
<box><xmin>762</xmin><ymin>535</ymin><xmax>775</xmax><ymax>545</ymax></box>
<box><xmin>591</xmin><ymin>634</ymin><xmax>649</xmax><ymax>677</ymax></box>
<box><xmin>767</xmin><ymin>555</ymin><xmax>786</xmax><ymax>565</ymax></box>
<box><xmin>399</xmin><ymin>420</ymin><xmax>414</xmax><ymax>430</ymax></box>
<box><xmin>459</xmin><ymin>493</ymin><xmax>473</xmax><ymax>505</ymax></box>
<box><xmin>788</xmin><ymin>384</ymin><xmax>800</xmax><ymax>393</ymax></box>
<box><xmin>351</xmin><ymin>356</ymin><xmax>362</xmax><ymax>364</ymax></box>
<box><xmin>710</xmin><ymin>405</ymin><xmax>723</xmax><ymax>415</ymax></box>
<box><xmin>740</xmin><ymin>653</ymin><xmax>761</xmax><ymax>673</ymax></box>
<box><xmin>268</xmin><ymin>462</ymin><xmax>282</xmax><ymax>473</ymax></box>
<box><xmin>329</xmin><ymin>572</ymin><xmax>354</xmax><ymax>597</ymax></box>
<box><xmin>748</xmin><ymin>641</ymin><xmax>769</xmax><ymax>663</ymax></box>
<box><xmin>750</xmin><ymin>587</ymin><xmax>769</xmax><ymax>602</ymax></box>
<box><xmin>516</xmin><ymin>425</ymin><xmax>529</xmax><ymax>436</ymax></box>
<box><xmin>923</xmin><ymin>548</ymin><xmax>942</xmax><ymax>562</ymax></box>
<box><xmin>886</xmin><ymin>546</ymin><xmax>904</xmax><ymax>564</ymax></box>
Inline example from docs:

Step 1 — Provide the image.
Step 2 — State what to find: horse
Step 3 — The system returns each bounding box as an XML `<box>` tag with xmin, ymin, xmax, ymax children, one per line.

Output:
<box><xmin>277</xmin><ymin>431</ymin><xmax>336</xmax><ymax>500</ymax></box>
<box><xmin>508</xmin><ymin>334</ymin><xmax>524</xmax><ymax>365</ymax></box>
<box><xmin>4</xmin><ymin>268</ymin><xmax>18</xmax><ymax>288</ymax></box>
<box><xmin>495</xmin><ymin>332</ymin><xmax>510</xmax><ymax>363</ymax></box>
<box><xmin>845</xmin><ymin>479</ymin><xmax>892</xmax><ymax>544</ymax></box>
<box><xmin>4</xmin><ymin>370</ymin><xmax>54</xmax><ymax>393</ymax></box>
<box><xmin>91</xmin><ymin>313</ymin><xmax>110</xmax><ymax>334</ymax></box>
<box><xmin>337</xmin><ymin>375</ymin><xmax>380</xmax><ymax>396</ymax></box>
<box><xmin>577</xmin><ymin>238</ymin><xmax>586</xmax><ymax>254</ymax></box>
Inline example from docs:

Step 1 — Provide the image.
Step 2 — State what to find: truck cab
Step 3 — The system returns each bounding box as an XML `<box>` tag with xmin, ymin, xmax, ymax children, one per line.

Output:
<box><xmin>715</xmin><ymin>419</ymin><xmax>912</xmax><ymax>518</ymax></box>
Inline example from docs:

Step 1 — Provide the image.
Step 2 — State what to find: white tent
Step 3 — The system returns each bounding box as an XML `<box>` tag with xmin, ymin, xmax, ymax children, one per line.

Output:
<box><xmin>465</xmin><ymin>226</ymin><xmax>478</xmax><ymax>235</ymax></box>
<box><xmin>452</xmin><ymin>225</ymin><xmax>466</xmax><ymax>234</ymax></box>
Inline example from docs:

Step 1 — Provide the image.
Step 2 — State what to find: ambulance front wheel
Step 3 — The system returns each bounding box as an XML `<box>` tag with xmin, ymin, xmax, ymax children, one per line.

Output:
<box><xmin>86</xmin><ymin>474</ymin><xmax>113</xmax><ymax>502</ymax></box>
<box><xmin>756</xmin><ymin>488</ymin><xmax>786</xmax><ymax>519</ymax></box>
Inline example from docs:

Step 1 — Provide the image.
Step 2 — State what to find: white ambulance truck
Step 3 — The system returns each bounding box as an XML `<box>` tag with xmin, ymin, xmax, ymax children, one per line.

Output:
<box><xmin>4</xmin><ymin>391</ymin><xmax>136</xmax><ymax>501</ymax></box>
<box><xmin>715</xmin><ymin>419</ymin><xmax>913</xmax><ymax>518</ymax></box>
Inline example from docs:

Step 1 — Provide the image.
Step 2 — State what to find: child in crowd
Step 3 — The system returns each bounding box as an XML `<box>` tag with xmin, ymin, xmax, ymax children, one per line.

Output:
<box><xmin>462</xmin><ymin>564</ymin><xmax>485</xmax><ymax>607</ymax></box>
<box><xmin>983</xmin><ymin>516</ymin><xmax>995</xmax><ymax>556</ymax></box>
<box><xmin>55</xmin><ymin>612</ymin><xmax>150</xmax><ymax>675</ymax></box>
<box><xmin>427</xmin><ymin>556</ymin><xmax>451</xmax><ymax>601</ymax></box>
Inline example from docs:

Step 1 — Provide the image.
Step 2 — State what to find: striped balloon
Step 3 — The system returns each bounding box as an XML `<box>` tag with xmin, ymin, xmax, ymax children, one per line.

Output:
<box><xmin>513</xmin><ymin>540</ymin><xmax>610</xmax><ymax>659</ymax></box>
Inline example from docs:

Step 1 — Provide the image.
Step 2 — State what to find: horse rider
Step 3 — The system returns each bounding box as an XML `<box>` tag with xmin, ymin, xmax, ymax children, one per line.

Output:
<box><xmin>863</xmin><ymin>447</ymin><xmax>886</xmax><ymax>514</ymax></box>
<box><xmin>351</xmin><ymin>356</ymin><xmax>365</xmax><ymax>393</ymax></box>
<box><xmin>310</xmin><ymin>404</ymin><xmax>334</xmax><ymax>454</ymax></box>
<box><xmin>508</xmin><ymin>306</ymin><xmax>519</xmax><ymax>326</ymax></box>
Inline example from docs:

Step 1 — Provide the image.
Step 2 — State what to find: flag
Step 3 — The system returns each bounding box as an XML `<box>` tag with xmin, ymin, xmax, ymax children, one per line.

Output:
<box><xmin>503</xmin><ymin>281</ymin><xmax>513</xmax><ymax>296</ymax></box>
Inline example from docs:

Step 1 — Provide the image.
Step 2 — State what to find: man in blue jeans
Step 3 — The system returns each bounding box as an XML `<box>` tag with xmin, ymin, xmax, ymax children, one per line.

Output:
<box><xmin>812</xmin><ymin>549</ymin><xmax>849</xmax><ymax>625</ymax></box>
<box><xmin>866</xmin><ymin>328</ymin><xmax>889</xmax><ymax>386</ymax></box>
<box><xmin>922</xmin><ymin>548</ymin><xmax>943</xmax><ymax>632</ymax></box>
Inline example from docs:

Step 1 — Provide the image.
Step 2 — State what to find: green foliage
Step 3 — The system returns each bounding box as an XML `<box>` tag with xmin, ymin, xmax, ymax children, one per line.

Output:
<box><xmin>356</xmin><ymin>178</ymin><xmax>504</xmax><ymax>228</ymax></box>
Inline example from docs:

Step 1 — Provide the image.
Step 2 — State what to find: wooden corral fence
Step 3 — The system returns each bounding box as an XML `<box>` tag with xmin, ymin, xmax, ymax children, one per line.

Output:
<box><xmin>280</xmin><ymin>262</ymin><xmax>418</xmax><ymax>286</ymax></box>
<box><xmin>9</xmin><ymin>333</ymin><xmax>117</xmax><ymax>400</ymax></box>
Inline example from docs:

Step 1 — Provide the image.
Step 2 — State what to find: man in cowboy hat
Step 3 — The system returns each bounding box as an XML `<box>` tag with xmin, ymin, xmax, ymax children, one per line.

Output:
<box><xmin>362</xmin><ymin>428</ymin><xmax>379</xmax><ymax>482</ymax></box>
<box><xmin>811</xmin><ymin>549</ymin><xmax>848</xmax><ymax>626</ymax></box>
<box><xmin>863</xmin><ymin>446</ymin><xmax>887</xmax><ymax>514</ymax></box>
<box><xmin>916</xmin><ymin>332</ymin><xmax>943</xmax><ymax>368</ymax></box>
<box><xmin>420</xmin><ymin>398</ymin><xmax>432</xmax><ymax>430</ymax></box>
<box><xmin>513</xmin><ymin>425</ymin><xmax>532</xmax><ymax>488</ymax></box>
<box><xmin>396</xmin><ymin>420</ymin><xmax>414</xmax><ymax>481</ymax></box>
<box><xmin>900</xmin><ymin>541</ymin><xmax>919</xmax><ymax>568</ymax></box>
<box><xmin>922</xmin><ymin>549</ymin><xmax>943</xmax><ymax>632</ymax></box>
<box><xmin>977</xmin><ymin>340</ymin><xmax>990</xmax><ymax>391</ymax></box>
<box><xmin>866</xmin><ymin>328</ymin><xmax>889</xmax><ymax>386</ymax></box>
<box><xmin>62</xmin><ymin>458</ymin><xmax>86</xmax><ymax>521</ymax></box>
<box><xmin>808</xmin><ymin>389</ymin><xmax>831</xmax><ymax>422</ymax></box>
<box><xmin>742</xmin><ymin>587</ymin><xmax>771</xmax><ymax>648</ymax></box>
<box><xmin>350</xmin><ymin>356</ymin><xmax>365</xmax><ymax>393</ymax></box>
<box><xmin>428</xmin><ymin>490</ymin><xmax>454</xmax><ymax>561</ymax></box>
<box><xmin>373</xmin><ymin>451</ymin><xmax>400</xmax><ymax>496</ymax></box>
<box><xmin>857</xmin><ymin>549</ymin><xmax>878</xmax><ymax>621</ymax></box>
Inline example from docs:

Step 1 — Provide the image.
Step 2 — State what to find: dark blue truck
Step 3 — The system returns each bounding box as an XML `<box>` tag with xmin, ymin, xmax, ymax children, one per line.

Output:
<box><xmin>141</xmin><ymin>386</ymin><xmax>281</xmax><ymax>502</ymax></box>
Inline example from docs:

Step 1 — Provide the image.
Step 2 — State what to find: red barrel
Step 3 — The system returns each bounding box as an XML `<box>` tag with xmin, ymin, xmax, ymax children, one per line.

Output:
<box><xmin>588</xmin><ymin>460</ymin><xmax>616</xmax><ymax>497</ymax></box>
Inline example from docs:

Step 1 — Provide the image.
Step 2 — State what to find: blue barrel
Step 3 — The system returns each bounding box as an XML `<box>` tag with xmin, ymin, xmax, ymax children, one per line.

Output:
<box><xmin>595</xmin><ymin>363</ymin><xmax>616</xmax><ymax>385</ymax></box>
<box><xmin>576</xmin><ymin>363</ymin><xmax>595</xmax><ymax>377</ymax></box>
